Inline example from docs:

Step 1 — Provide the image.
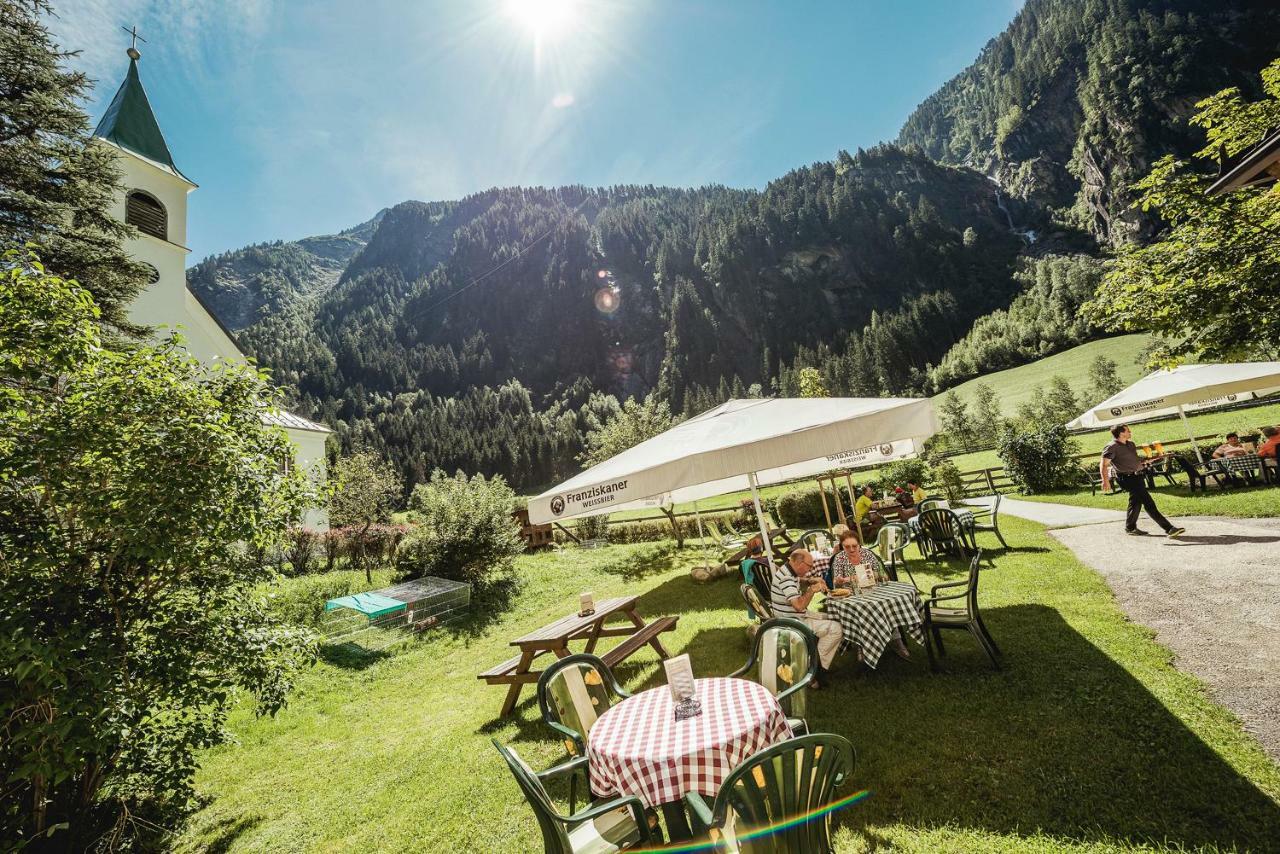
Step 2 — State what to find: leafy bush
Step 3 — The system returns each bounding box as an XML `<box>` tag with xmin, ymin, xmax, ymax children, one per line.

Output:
<box><xmin>577</xmin><ymin>513</ymin><xmax>610</xmax><ymax>541</ymax></box>
<box><xmin>283</xmin><ymin>527</ymin><xmax>321</xmax><ymax>575</ymax></box>
<box><xmin>321</xmin><ymin>528</ymin><xmax>343</xmax><ymax>572</ymax></box>
<box><xmin>339</xmin><ymin>523</ymin><xmax>409</xmax><ymax>570</ymax></box>
<box><xmin>601</xmin><ymin>511</ymin><xmax>739</xmax><ymax>545</ymax></box>
<box><xmin>0</xmin><ymin>256</ymin><xmax>315</xmax><ymax>845</ymax></box>
<box><xmin>776</xmin><ymin>486</ymin><xmax>850</xmax><ymax>529</ymax></box>
<box><xmin>873</xmin><ymin>458</ymin><xmax>933</xmax><ymax>493</ymax></box>
<box><xmin>929</xmin><ymin>458</ymin><xmax>968</xmax><ymax>502</ymax></box>
<box><xmin>998</xmin><ymin>424</ymin><xmax>1082</xmax><ymax>494</ymax></box>
<box><xmin>398</xmin><ymin>471</ymin><xmax>524</xmax><ymax>588</ymax></box>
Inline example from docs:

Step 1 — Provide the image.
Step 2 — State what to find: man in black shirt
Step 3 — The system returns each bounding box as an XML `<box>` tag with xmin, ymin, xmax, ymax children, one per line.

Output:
<box><xmin>1100</xmin><ymin>424</ymin><xmax>1186</xmax><ymax>538</ymax></box>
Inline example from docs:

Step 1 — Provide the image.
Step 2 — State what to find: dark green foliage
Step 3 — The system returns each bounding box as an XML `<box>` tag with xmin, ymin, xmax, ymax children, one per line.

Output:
<box><xmin>776</xmin><ymin>486</ymin><xmax>851</xmax><ymax>529</ymax></box>
<box><xmin>929</xmin><ymin>458</ymin><xmax>969</xmax><ymax>502</ymax></box>
<box><xmin>1088</xmin><ymin>355</ymin><xmax>1125</xmax><ymax>401</ymax></box>
<box><xmin>0</xmin><ymin>254</ymin><xmax>314</xmax><ymax>847</ymax></box>
<box><xmin>897</xmin><ymin>0</ymin><xmax>1280</xmax><ymax>244</ymax></box>
<box><xmin>0</xmin><ymin>0</ymin><xmax>148</xmax><ymax>333</ymax></box>
<box><xmin>576</xmin><ymin>513</ymin><xmax>610</xmax><ymax>541</ymax></box>
<box><xmin>397</xmin><ymin>471</ymin><xmax>523</xmax><ymax>587</ymax></box>
<box><xmin>604</xmin><ymin>511</ymin><xmax>737</xmax><ymax>545</ymax></box>
<box><xmin>999</xmin><ymin>424</ymin><xmax>1082</xmax><ymax>493</ymax></box>
<box><xmin>929</xmin><ymin>254</ymin><xmax>1104</xmax><ymax>390</ymax></box>
<box><xmin>873</xmin><ymin>458</ymin><xmax>934</xmax><ymax>494</ymax></box>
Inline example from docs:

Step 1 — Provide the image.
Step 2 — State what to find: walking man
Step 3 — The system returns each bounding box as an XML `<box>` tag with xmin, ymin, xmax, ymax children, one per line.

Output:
<box><xmin>1100</xmin><ymin>424</ymin><xmax>1185</xmax><ymax>538</ymax></box>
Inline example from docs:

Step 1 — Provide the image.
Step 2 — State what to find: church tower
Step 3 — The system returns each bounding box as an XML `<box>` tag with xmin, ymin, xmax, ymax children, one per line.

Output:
<box><xmin>92</xmin><ymin>41</ymin><xmax>241</xmax><ymax>364</ymax></box>
<box><xmin>92</xmin><ymin>38</ymin><xmax>332</xmax><ymax>528</ymax></box>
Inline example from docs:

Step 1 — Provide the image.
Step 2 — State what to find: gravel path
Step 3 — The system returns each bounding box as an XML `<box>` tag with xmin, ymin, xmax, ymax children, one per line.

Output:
<box><xmin>1041</xmin><ymin>514</ymin><xmax>1280</xmax><ymax>761</ymax></box>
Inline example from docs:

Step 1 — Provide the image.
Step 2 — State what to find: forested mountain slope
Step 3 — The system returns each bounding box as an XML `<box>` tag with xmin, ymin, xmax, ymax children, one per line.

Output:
<box><xmin>185</xmin><ymin>0</ymin><xmax>1280</xmax><ymax>492</ymax></box>
<box><xmin>897</xmin><ymin>0</ymin><xmax>1280</xmax><ymax>245</ymax></box>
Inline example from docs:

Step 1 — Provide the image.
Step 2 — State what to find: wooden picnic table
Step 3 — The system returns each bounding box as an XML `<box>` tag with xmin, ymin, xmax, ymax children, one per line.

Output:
<box><xmin>723</xmin><ymin>527</ymin><xmax>794</xmax><ymax>567</ymax></box>
<box><xmin>478</xmin><ymin>595</ymin><xmax>678</xmax><ymax>717</ymax></box>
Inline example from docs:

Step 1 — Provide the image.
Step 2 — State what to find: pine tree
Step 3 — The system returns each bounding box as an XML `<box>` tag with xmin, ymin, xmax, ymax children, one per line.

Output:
<box><xmin>1046</xmin><ymin>375</ymin><xmax>1080</xmax><ymax>425</ymax></box>
<box><xmin>0</xmin><ymin>0</ymin><xmax>147</xmax><ymax>332</ymax></box>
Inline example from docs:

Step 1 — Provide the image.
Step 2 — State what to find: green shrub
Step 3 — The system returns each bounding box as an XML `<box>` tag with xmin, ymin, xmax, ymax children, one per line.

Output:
<box><xmin>998</xmin><ymin>425</ymin><xmax>1082</xmax><ymax>494</ymax></box>
<box><xmin>776</xmin><ymin>486</ymin><xmax>850</xmax><ymax>529</ymax></box>
<box><xmin>283</xmin><ymin>527</ymin><xmax>321</xmax><ymax>575</ymax></box>
<box><xmin>929</xmin><ymin>458</ymin><xmax>968</xmax><ymax>502</ymax></box>
<box><xmin>577</xmin><ymin>514</ymin><xmax>610</xmax><ymax>541</ymax></box>
<box><xmin>873</xmin><ymin>458</ymin><xmax>933</xmax><ymax>493</ymax></box>
<box><xmin>604</xmin><ymin>511</ymin><xmax>738</xmax><ymax>545</ymax></box>
<box><xmin>398</xmin><ymin>471</ymin><xmax>524</xmax><ymax>588</ymax></box>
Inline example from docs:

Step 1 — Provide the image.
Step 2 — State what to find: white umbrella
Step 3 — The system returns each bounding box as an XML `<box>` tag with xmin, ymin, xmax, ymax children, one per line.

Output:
<box><xmin>529</xmin><ymin>397</ymin><xmax>938</xmax><ymax>565</ymax></box>
<box><xmin>1067</xmin><ymin>362</ymin><xmax>1280</xmax><ymax>463</ymax></box>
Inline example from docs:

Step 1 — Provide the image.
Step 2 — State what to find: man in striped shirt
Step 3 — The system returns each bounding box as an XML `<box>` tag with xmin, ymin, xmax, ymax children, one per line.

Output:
<box><xmin>770</xmin><ymin>547</ymin><xmax>843</xmax><ymax>688</ymax></box>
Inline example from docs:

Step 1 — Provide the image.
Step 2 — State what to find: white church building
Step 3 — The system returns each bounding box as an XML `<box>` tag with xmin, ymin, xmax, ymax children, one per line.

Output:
<box><xmin>92</xmin><ymin>45</ymin><xmax>331</xmax><ymax>528</ymax></box>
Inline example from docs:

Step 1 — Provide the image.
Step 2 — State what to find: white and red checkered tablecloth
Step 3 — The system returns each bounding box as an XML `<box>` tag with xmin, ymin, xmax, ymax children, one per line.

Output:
<box><xmin>587</xmin><ymin>677</ymin><xmax>792</xmax><ymax>807</ymax></box>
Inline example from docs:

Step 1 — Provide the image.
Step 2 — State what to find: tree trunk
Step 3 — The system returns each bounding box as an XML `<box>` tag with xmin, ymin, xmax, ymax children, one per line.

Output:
<box><xmin>661</xmin><ymin>507</ymin><xmax>683</xmax><ymax>548</ymax></box>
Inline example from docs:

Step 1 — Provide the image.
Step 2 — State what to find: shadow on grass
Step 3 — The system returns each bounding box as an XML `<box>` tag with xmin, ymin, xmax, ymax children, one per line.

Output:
<box><xmin>318</xmin><ymin>641</ymin><xmax>392</xmax><ymax>670</ymax></box>
<box><xmin>444</xmin><ymin>575</ymin><xmax>524</xmax><ymax>640</ymax></box>
<box><xmin>197</xmin><ymin>813</ymin><xmax>263</xmax><ymax>854</ymax></box>
<box><xmin>787</xmin><ymin>603</ymin><xmax>1280</xmax><ymax>851</ymax></box>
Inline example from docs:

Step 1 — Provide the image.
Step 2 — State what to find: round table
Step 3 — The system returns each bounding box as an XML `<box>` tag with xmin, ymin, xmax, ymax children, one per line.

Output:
<box><xmin>587</xmin><ymin>677</ymin><xmax>792</xmax><ymax>810</ymax></box>
<box><xmin>822</xmin><ymin>581</ymin><xmax>924</xmax><ymax>668</ymax></box>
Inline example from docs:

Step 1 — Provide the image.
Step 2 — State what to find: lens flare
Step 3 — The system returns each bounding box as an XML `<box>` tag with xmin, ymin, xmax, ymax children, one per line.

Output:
<box><xmin>630</xmin><ymin>789</ymin><xmax>870</xmax><ymax>852</ymax></box>
<box><xmin>597</xmin><ymin>269</ymin><xmax>610</xmax><ymax>279</ymax></box>
<box><xmin>594</xmin><ymin>286</ymin><xmax>620</xmax><ymax>314</ymax></box>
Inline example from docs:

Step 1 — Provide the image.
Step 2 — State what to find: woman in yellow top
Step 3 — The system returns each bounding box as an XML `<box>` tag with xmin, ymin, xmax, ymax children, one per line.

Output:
<box><xmin>909</xmin><ymin>481</ymin><xmax>927</xmax><ymax>504</ymax></box>
<box><xmin>854</xmin><ymin>485</ymin><xmax>875</xmax><ymax>523</ymax></box>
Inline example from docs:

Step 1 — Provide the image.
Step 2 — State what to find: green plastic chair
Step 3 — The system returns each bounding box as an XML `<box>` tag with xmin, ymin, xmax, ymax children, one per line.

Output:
<box><xmin>969</xmin><ymin>495</ymin><xmax>1009</xmax><ymax>548</ymax></box>
<box><xmin>537</xmin><ymin>654</ymin><xmax>631</xmax><ymax>812</ymax></box>
<box><xmin>924</xmin><ymin>550</ymin><xmax>1001</xmax><ymax>671</ymax></box>
<box><xmin>741</xmin><ymin>583</ymin><xmax>774</xmax><ymax>623</ymax></box>
<box><xmin>729</xmin><ymin>617</ymin><xmax>817</xmax><ymax>735</ymax></box>
<box><xmin>493</xmin><ymin>739</ymin><xmax>655</xmax><ymax>853</ymax></box>
<box><xmin>683</xmin><ymin>733</ymin><xmax>855</xmax><ymax>854</ymax></box>
<box><xmin>875</xmin><ymin>522</ymin><xmax>919</xmax><ymax>589</ymax></box>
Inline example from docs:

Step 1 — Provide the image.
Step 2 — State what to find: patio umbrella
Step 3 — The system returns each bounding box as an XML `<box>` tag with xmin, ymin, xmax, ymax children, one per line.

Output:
<box><xmin>529</xmin><ymin>397</ymin><xmax>938</xmax><ymax>566</ymax></box>
<box><xmin>1066</xmin><ymin>362</ymin><xmax>1280</xmax><ymax>463</ymax></box>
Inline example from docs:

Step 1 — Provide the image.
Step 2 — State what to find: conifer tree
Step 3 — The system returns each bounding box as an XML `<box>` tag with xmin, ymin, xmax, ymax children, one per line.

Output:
<box><xmin>0</xmin><ymin>0</ymin><xmax>147</xmax><ymax>332</ymax></box>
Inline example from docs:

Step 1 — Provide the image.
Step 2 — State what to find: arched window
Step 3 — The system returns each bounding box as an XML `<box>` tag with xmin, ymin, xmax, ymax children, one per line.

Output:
<box><xmin>126</xmin><ymin>190</ymin><xmax>166</xmax><ymax>240</ymax></box>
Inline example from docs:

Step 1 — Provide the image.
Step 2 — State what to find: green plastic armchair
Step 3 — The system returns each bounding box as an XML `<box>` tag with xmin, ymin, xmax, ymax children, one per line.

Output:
<box><xmin>537</xmin><ymin>653</ymin><xmax>631</xmax><ymax>813</ymax></box>
<box><xmin>729</xmin><ymin>617</ymin><xmax>817</xmax><ymax>734</ymax></box>
<box><xmin>493</xmin><ymin>739</ymin><xmax>655</xmax><ymax>853</ymax></box>
<box><xmin>683</xmin><ymin>733</ymin><xmax>855</xmax><ymax>854</ymax></box>
<box><xmin>924</xmin><ymin>550</ymin><xmax>1001</xmax><ymax>671</ymax></box>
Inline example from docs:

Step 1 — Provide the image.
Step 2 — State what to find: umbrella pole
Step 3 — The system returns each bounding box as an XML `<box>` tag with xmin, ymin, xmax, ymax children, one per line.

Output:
<box><xmin>1177</xmin><ymin>405</ymin><xmax>1204</xmax><ymax>464</ymax></box>
<box><xmin>748</xmin><ymin>473</ymin><xmax>775</xmax><ymax>567</ymax></box>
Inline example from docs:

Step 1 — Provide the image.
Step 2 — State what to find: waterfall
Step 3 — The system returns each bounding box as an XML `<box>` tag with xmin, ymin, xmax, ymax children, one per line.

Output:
<box><xmin>990</xmin><ymin>181</ymin><xmax>1037</xmax><ymax>245</ymax></box>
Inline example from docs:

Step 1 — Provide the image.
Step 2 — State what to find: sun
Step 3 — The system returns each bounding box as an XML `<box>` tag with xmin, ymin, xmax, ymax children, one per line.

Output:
<box><xmin>505</xmin><ymin>0</ymin><xmax>580</xmax><ymax>41</ymax></box>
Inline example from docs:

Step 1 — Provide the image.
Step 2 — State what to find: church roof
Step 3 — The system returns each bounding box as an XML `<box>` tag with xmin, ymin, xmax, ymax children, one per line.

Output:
<box><xmin>93</xmin><ymin>56</ymin><xmax>191</xmax><ymax>182</ymax></box>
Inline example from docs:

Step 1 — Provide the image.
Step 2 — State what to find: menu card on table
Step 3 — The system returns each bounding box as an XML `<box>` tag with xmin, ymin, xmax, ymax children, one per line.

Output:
<box><xmin>579</xmin><ymin>591</ymin><xmax>595</xmax><ymax>616</ymax></box>
<box><xmin>664</xmin><ymin>654</ymin><xmax>703</xmax><ymax>719</ymax></box>
<box><xmin>853</xmin><ymin>563</ymin><xmax>877</xmax><ymax>589</ymax></box>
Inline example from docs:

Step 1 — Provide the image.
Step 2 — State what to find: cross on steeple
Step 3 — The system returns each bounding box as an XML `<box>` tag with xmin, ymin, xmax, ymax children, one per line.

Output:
<box><xmin>121</xmin><ymin>25</ymin><xmax>146</xmax><ymax>59</ymax></box>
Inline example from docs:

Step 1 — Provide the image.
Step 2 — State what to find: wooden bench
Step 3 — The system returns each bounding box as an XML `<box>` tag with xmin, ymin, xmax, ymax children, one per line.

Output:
<box><xmin>479</xmin><ymin>596</ymin><xmax>679</xmax><ymax>716</ymax></box>
<box><xmin>601</xmin><ymin>616</ymin><xmax>678</xmax><ymax>668</ymax></box>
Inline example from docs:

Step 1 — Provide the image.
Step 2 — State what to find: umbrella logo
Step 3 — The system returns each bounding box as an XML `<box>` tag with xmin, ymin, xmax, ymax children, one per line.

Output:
<box><xmin>550</xmin><ymin>496</ymin><xmax>565</xmax><ymax>516</ymax></box>
<box><xmin>1110</xmin><ymin>407</ymin><xmax>1124</xmax><ymax>417</ymax></box>
<box><xmin>879</xmin><ymin>444</ymin><xmax>894</xmax><ymax>456</ymax></box>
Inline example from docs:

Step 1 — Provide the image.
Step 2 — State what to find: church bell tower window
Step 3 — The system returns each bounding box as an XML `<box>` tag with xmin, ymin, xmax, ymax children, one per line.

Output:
<box><xmin>126</xmin><ymin>190</ymin><xmax>167</xmax><ymax>240</ymax></box>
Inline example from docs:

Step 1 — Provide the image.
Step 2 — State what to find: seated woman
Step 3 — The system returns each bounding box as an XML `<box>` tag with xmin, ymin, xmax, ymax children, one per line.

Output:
<box><xmin>829</xmin><ymin>531</ymin><xmax>909</xmax><ymax>659</ymax></box>
<box><xmin>829</xmin><ymin>531</ymin><xmax>888</xmax><ymax>587</ymax></box>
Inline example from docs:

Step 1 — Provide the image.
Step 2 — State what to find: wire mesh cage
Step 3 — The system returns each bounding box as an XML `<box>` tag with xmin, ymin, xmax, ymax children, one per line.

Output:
<box><xmin>320</xmin><ymin>576</ymin><xmax>471</xmax><ymax>652</ymax></box>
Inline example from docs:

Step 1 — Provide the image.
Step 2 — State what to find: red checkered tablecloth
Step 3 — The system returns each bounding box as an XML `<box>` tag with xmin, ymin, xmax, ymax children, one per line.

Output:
<box><xmin>587</xmin><ymin>677</ymin><xmax>792</xmax><ymax>807</ymax></box>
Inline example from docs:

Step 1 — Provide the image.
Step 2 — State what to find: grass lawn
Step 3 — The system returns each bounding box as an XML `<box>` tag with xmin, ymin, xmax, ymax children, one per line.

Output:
<box><xmin>177</xmin><ymin>519</ymin><xmax>1280</xmax><ymax>852</ymax></box>
<box><xmin>1017</xmin><ymin>478</ymin><xmax>1280</xmax><ymax>519</ymax></box>
<box><xmin>936</xmin><ymin>335</ymin><xmax>1154</xmax><ymax>419</ymax></box>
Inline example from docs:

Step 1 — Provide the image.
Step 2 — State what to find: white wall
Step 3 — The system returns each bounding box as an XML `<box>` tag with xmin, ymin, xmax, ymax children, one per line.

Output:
<box><xmin>288</xmin><ymin>427</ymin><xmax>330</xmax><ymax>530</ymax></box>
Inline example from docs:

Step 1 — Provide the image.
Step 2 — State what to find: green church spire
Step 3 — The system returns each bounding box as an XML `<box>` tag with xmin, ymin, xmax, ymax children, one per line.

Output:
<box><xmin>93</xmin><ymin>52</ymin><xmax>189</xmax><ymax>181</ymax></box>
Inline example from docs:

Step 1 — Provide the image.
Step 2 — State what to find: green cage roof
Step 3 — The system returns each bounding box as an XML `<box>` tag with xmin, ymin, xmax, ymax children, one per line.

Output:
<box><xmin>324</xmin><ymin>592</ymin><xmax>408</xmax><ymax>619</ymax></box>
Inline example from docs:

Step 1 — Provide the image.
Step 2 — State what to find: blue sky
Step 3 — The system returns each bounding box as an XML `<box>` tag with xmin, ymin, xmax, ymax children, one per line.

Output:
<box><xmin>53</xmin><ymin>1</ymin><xmax>1023</xmax><ymax>262</ymax></box>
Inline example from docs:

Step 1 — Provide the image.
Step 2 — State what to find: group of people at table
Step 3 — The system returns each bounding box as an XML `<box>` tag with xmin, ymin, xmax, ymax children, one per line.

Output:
<box><xmin>746</xmin><ymin>521</ymin><xmax>915</xmax><ymax>690</ymax></box>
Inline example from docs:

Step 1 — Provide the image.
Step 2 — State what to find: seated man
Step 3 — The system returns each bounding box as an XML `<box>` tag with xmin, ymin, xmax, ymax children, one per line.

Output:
<box><xmin>1213</xmin><ymin>432</ymin><xmax>1251</xmax><ymax>459</ymax></box>
<box><xmin>769</xmin><ymin>547</ymin><xmax>844</xmax><ymax>689</ymax></box>
<box><xmin>1257</xmin><ymin>426</ymin><xmax>1280</xmax><ymax>460</ymax></box>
